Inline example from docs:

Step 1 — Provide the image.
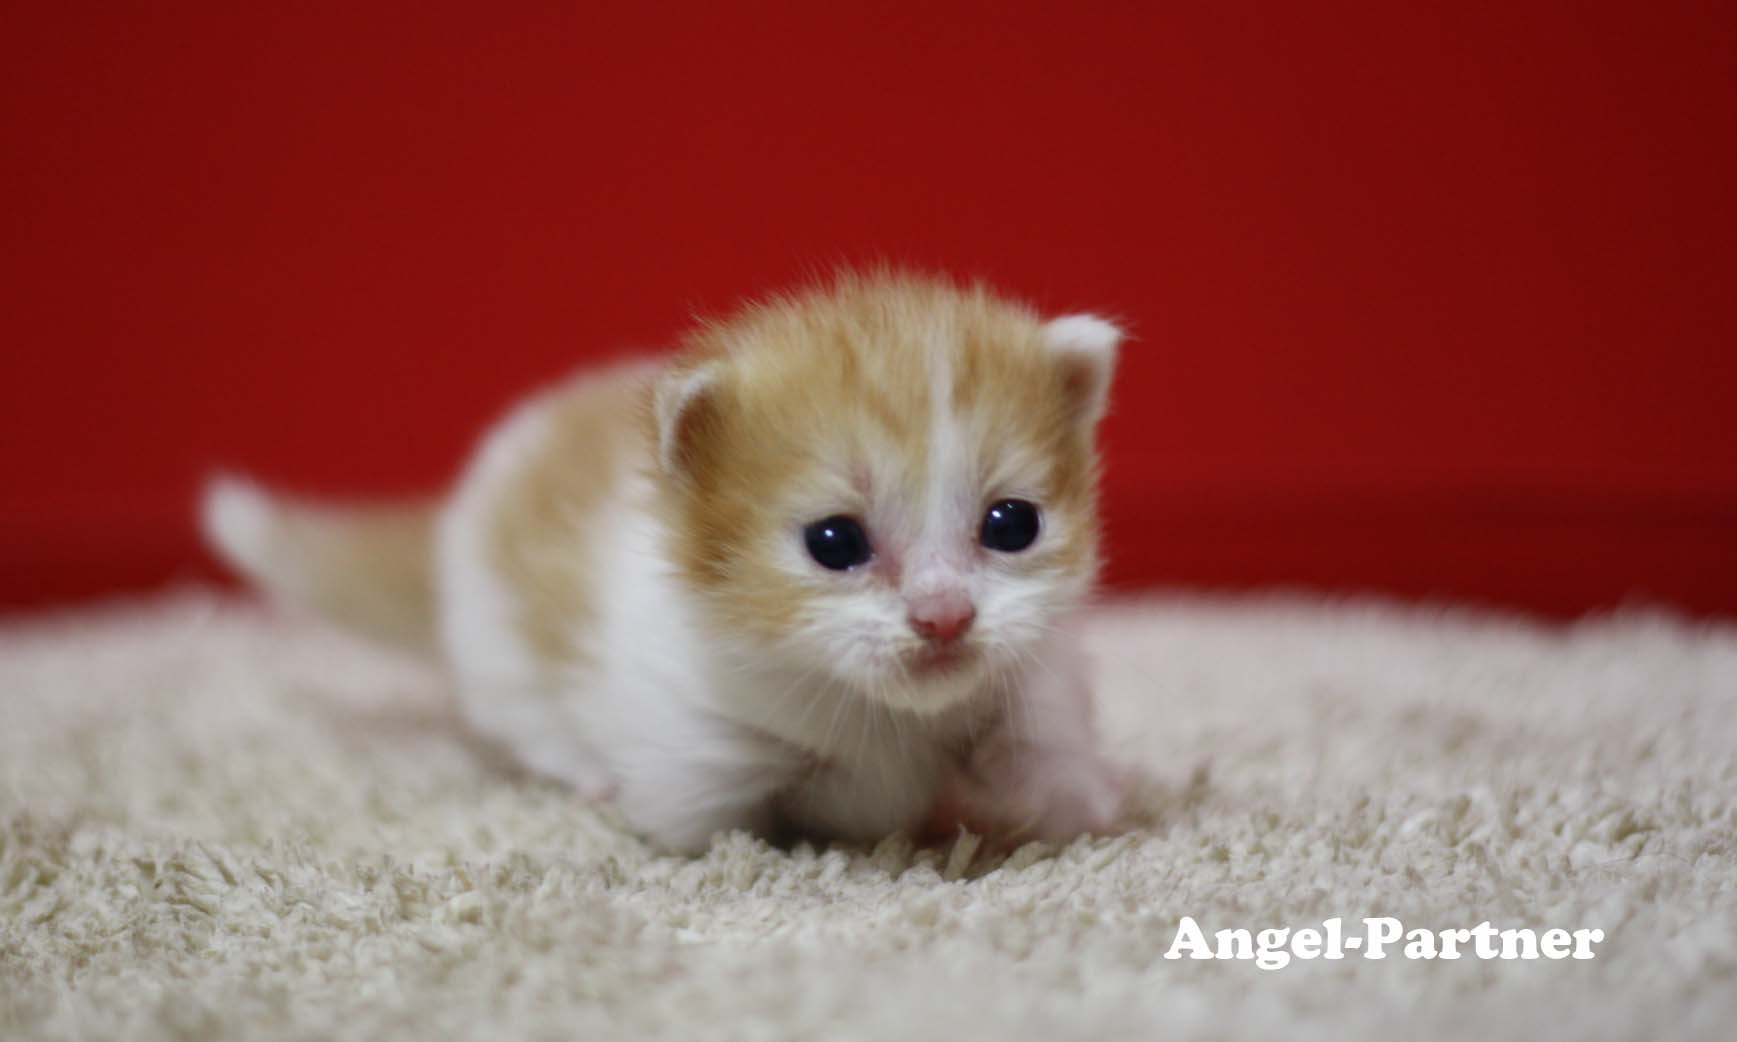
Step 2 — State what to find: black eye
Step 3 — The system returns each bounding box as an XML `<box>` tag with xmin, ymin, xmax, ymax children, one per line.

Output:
<box><xmin>981</xmin><ymin>499</ymin><xmax>1040</xmax><ymax>553</ymax></box>
<box><xmin>803</xmin><ymin>516</ymin><xmax>873</xmax><ymax>571</ymax></box>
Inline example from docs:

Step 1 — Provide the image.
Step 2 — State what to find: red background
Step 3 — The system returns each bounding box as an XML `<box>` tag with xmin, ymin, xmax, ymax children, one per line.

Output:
<box><xmin>4</xmin><ymin>3</ymin><xmax>1735</xmax><ymax>618</ymax></box>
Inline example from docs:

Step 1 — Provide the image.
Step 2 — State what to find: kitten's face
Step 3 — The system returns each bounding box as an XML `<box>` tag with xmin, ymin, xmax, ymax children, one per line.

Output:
<box><xmin>657</xmin><ymin>277</ymin><xmax>1118</xmax><ymax>714</ymax></box>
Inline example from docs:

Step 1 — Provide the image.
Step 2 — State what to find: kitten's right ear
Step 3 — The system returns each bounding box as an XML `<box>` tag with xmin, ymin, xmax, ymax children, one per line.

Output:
<box><xmin>1042</xmin><ymin>314</ymin><xmax>1122</xmax><ymax>427</ymax></box>
<box><xmin>653</xmin><ymin>362</ymin><xmax>722</xmax><ymax>478</ymax></box>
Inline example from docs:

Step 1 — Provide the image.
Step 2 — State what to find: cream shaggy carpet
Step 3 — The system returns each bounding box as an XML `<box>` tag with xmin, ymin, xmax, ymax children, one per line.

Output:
<box><xmin>2</xmin><ymin>591</ymin><xmax>1735</xmax><ymax>1041</ymax></box>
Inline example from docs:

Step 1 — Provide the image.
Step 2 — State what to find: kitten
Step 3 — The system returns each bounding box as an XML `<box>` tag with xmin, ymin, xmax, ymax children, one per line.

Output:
<box><xmin>204</xmin><ymin>272</ymin><xmax>1127</xmax><ymax>853</ymax></box>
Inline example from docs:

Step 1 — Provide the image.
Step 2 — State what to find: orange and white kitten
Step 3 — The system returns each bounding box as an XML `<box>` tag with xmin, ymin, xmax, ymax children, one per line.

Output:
<box><xmin>205</xmin><ymin>273</ymin><xmax>1127</xmax><ymax>853</ymax></box>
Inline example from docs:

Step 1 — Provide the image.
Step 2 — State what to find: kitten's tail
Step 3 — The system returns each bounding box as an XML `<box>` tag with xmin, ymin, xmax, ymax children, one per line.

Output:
<box><xmin>200</xmin><ymin>475</ymin><xmax>439</xmax><ymax>653</ymax></box>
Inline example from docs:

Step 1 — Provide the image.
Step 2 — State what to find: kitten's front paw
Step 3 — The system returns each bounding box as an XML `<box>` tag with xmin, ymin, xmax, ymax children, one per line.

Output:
<box><xmin>934</xmin><ymin>744</ymin><xmax>1128</xmax><ymax>846</ymax></box>
<box><xmin>1020</xmin><ymin>753</ymin><xmax>1128</xmax><ymax>842</ymax></box>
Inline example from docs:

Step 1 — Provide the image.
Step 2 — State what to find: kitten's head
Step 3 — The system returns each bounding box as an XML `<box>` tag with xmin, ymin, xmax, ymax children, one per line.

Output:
<box><xmin>652</xmin><ymin>273</ymin><xmax>1119</xmax><ymax>714</ymax></box>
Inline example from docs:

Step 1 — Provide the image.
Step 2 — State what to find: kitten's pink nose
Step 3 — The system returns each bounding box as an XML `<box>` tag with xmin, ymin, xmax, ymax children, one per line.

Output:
<box><xmin>907</xmin><ymin>593</ymin><xmax>976</xmax><ymax>644</ymax></box>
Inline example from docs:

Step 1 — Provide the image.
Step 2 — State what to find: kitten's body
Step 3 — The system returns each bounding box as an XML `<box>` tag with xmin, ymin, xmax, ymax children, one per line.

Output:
<box><xmin>207</xmin><ymin>274</ymin><xmax>1125</xmax><ymax>853</ymax></box>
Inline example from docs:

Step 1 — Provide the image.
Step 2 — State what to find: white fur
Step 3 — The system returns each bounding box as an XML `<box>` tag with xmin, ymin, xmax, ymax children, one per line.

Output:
<box><xmin>1043</xmin><ymin>313</ymin><xmax>1120</xmax><ymax>351</ymax></box>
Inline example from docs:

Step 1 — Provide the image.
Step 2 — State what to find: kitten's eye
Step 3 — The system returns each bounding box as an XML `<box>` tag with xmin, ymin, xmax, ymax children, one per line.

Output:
<box><xmin>803</xmin><ymin>516</ymin><xmax>873</xmax><ymax>571</ymax></box>
<box><xmin>980</xmin><ymin>499</ymin><xmax>1040</xmax><ymax>553</ymax></box>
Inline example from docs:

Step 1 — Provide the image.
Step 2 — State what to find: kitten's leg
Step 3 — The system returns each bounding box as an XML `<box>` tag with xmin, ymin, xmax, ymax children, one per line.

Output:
<box><xmin>609</xmin><ymin>717</ymin><xmax>800</xmax><ymax>854</ymax></box>
<box><xmin>941</xmin><ymin>637</ymin><xmax>1126</xmax><ymax>843</ymax></box>
<box><xmin>458</xmin><ymin>685</ymin><xmax>618</xmax><ymax>798</ymax></box>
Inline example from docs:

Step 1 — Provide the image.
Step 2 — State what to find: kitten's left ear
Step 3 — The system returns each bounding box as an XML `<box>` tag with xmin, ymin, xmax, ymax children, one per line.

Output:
<box><xmin>1043</xmin><ymin>314</ymin><xmax>1122</xmax><ymax>426</ymax></box>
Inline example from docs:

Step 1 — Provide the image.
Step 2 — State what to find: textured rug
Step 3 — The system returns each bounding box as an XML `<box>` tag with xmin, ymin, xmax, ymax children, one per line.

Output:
<box><xmin>2</xmin><ymin>591</ymin><xmax>1734</xmax><ymax>1041</ymax></box>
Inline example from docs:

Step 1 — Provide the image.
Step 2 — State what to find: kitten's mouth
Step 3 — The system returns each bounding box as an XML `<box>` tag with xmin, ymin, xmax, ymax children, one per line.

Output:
<box><xmin>907</xmin><ymin>643</ymin><xmax>977</xmax><ymax>678</ymax></box>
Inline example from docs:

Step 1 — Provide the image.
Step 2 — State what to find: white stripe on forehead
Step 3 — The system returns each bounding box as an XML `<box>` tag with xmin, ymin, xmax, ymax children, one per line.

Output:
<box><xmin>917</xmin><ymin>319</ymin><xmax>972</xmax><ymax>578</ymax></box>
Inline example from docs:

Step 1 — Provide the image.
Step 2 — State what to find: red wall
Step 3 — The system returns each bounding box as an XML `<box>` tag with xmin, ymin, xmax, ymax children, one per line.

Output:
<box><xmin>4</xmin><ymin>3</ymin><xmax>1735</xmax><ymax>617</ymax></box>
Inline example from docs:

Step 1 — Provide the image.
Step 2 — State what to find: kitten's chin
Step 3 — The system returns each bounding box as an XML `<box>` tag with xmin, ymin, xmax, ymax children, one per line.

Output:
<box><xmin>853</xmin><ymin>647</ymin><xmax>991</xmax><ymax>716</ymax></box>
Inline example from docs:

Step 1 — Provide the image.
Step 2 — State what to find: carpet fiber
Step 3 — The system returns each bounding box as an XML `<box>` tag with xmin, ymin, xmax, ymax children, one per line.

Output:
<box><xmin>3</xmin><ymin>592</ymin><xmax>1735</xmax><ymax>1040</ymax></box>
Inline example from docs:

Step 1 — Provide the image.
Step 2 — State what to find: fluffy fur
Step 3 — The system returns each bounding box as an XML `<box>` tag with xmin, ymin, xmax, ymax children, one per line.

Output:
<box><xmin>205</xmin><ymin>273</ymin><xmax>1127</xmax><ymax>853</ymax></box>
